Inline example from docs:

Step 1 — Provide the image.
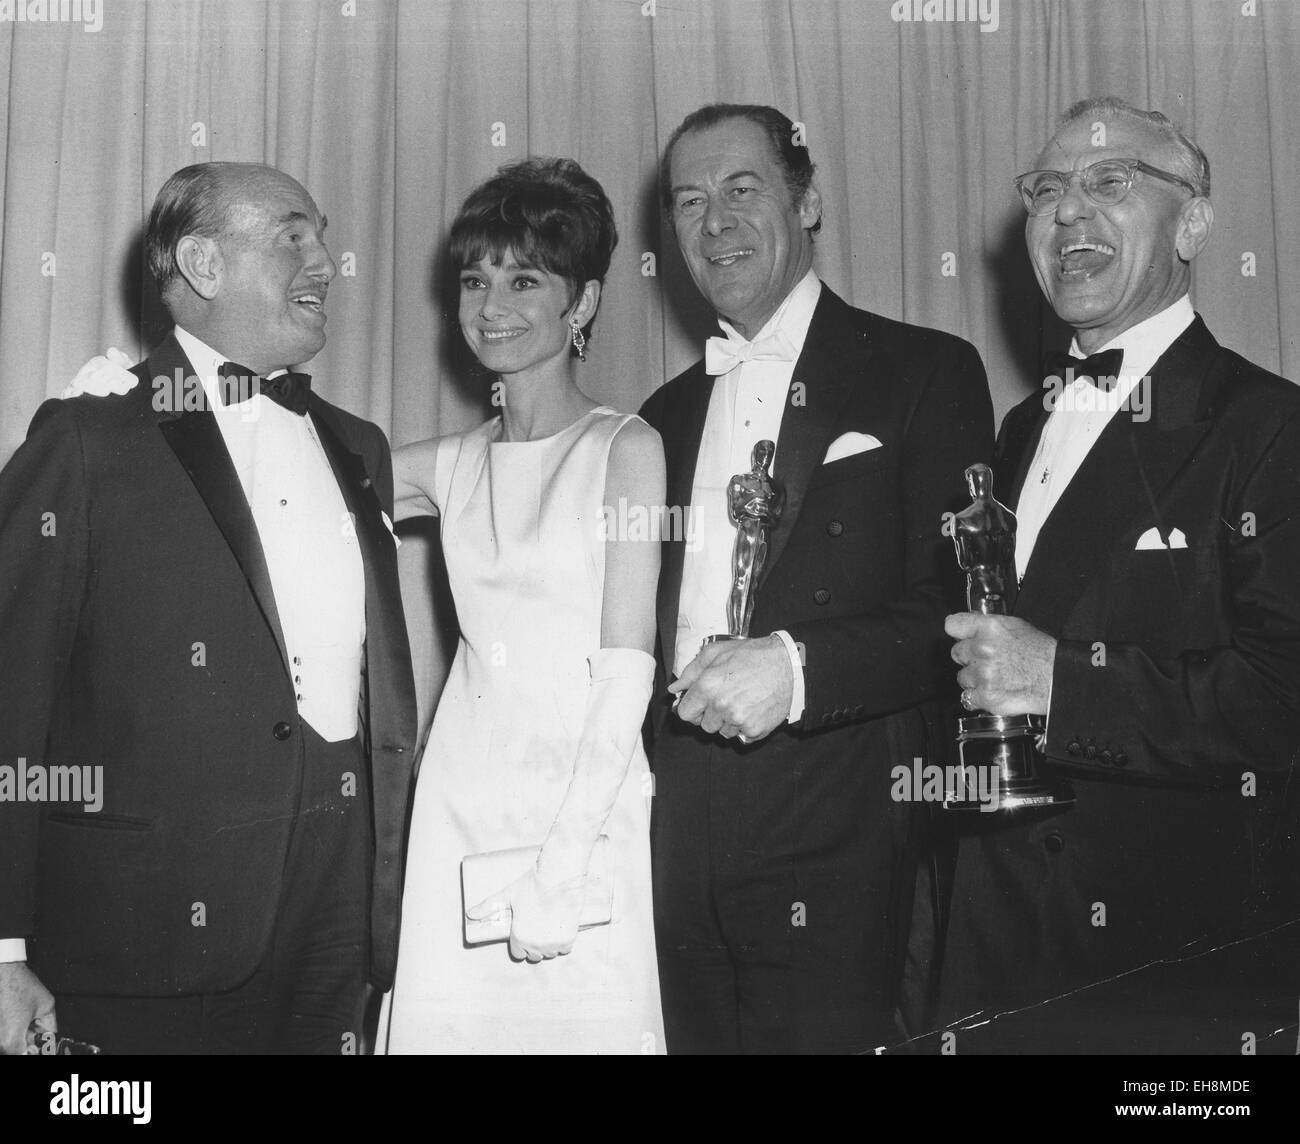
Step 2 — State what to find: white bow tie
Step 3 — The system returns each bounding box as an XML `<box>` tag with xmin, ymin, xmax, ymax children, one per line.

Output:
<box><xmin>704</xmin><ymin>329</ymin><xmax>797</xmax><ymax>376</ymax></box>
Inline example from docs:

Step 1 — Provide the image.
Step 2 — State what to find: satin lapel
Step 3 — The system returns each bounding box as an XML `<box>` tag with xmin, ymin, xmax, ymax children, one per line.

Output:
<box><xmin>1014</xmin><ymin>318</ymin><xmax>1220</xmax><ymax>632</ymax></box>
<box><xmin>658</xmin><ymin>363</ymin><xmax>716</xmax><ymax>662</ymax></box>
<box><xmin>152</xmin><ymin>334</ymin><xmax>290</xmax><ymax>675</ymax></box>
<box><xmin>309</xmin><ymin>398</ymin><xmax>418</xmax><ymax>744</ymax></box>
<box><xmin>998</xmin><ymin>396</ymin><xmax>1050</xmax><ymax>512</ymax></box>
<box><xmin>759</xmin><ymin>288</ymin><xmax>871</xmax><ymax>588</ymax></box>
<box><xmin>307</xmin><ymin>399</ymin><xmax>390</xmax><ymax>585</ymax></box>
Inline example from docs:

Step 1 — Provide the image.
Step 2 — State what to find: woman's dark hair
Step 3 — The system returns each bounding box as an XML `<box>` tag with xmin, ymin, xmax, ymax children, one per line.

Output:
<box><xmin>449</xmin><ymin>157</ymin><xmax>618</xmax><ymax>345</ymax></box>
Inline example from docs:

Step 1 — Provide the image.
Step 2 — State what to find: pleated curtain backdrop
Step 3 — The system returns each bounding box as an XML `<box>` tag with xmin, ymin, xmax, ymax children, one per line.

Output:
<box><xmin>2</xmin><ymin>0</ymin><xmax>1296</xmax><ymax>729</ymax></box>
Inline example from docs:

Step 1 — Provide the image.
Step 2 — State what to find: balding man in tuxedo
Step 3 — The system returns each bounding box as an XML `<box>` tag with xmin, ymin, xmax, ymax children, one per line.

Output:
<box><xmin>0</xmin><ymin>162</ymin><xmax>417</xmax><ymax>1054</ymax></box>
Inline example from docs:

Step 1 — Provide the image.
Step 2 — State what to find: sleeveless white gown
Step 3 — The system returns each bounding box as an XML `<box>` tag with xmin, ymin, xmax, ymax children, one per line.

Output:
<box><xmin>381</xmin><ymin>407</ymin><xmax>664</xmax><ymax>1054</ymax></box>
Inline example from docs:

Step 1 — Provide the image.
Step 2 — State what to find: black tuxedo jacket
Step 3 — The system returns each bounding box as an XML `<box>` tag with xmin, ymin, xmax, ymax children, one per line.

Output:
<box><xmin>0</xmin><ymin>333</ymin><xmax>418</xmax><ymax>996</ymax></box>
<box><xmin>936</xmin><ymin>317</ymin><xmax>1300</xmax><ymax>1048</ymax></box>
<box><xmin>643</xmin><ymin>285</ymin><xmax>993</xmax><ymax>736</ymax></box>
<box><xmin>641</xmin><ymin>286</ymin><xmax>992</xmax><ymax>1023</ymax></box>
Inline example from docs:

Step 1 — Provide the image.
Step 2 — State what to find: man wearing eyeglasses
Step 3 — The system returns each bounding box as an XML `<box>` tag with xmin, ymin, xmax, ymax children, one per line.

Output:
<box><xmin>933</xmin><ymin>97</ymin><xmax>1300</xmax><ymax>1053</ymax></box>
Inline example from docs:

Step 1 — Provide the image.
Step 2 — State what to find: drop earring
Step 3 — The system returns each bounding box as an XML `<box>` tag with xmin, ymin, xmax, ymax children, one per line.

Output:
<box><xmin>569</xmin><ymin>319</ymin><xmax>587</xmax><ymax>362</ymax></box>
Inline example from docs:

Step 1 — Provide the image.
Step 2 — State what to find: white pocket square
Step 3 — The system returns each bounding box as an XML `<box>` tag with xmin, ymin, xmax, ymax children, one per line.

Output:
<box><xmin>822</xmin><ymin>432</ymin><xmax>883</xmax><ymax>464</ymax></box>
<box><xmin>1135</xmin><ymin>526</ymin><xmax>1187</xmax><ymax>550</ymax></box>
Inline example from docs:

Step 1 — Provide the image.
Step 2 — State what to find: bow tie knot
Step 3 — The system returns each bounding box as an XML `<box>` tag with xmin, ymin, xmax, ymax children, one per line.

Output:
<box><xmin>1042</xmin><ymin>348</ymin><xmax>1125</xmax><ymax>392</ymax></box>
<box><xmin>218</xmin><ymin>361</ymin><xmax>312</xmax><ymax>415</ymax></box>
<box><xmin>704</xmin><ymin>330</ymin><xmax>797</xmax><ymax>376</ymax></box>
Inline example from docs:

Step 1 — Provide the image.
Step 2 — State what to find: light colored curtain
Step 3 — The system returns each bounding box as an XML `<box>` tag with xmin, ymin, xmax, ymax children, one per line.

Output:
<box><xmin>3</xmin><ymin>0</ymin><xmax>1296</xmax><ymax>729</ymax></box>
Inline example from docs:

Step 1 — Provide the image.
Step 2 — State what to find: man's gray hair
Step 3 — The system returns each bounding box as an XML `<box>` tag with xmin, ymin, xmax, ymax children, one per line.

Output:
<box><xmin>1058</xmin><ymin>96</ymin><xmax>1210</xmax><ymax>197</ymax></box>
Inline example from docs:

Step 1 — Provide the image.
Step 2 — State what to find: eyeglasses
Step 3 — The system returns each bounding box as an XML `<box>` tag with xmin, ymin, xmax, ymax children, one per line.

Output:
<box><xmin>1014</xmin><ymin>159</ymin><xmax>1199</xmax><ymax>215</ymax></box>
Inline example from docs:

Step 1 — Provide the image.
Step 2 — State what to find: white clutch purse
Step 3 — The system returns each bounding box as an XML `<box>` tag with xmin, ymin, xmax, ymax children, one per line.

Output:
<box><xmin>461</xmin><ymin>835</ymin><xmax>614</xmax><ymax>946</ymax></box>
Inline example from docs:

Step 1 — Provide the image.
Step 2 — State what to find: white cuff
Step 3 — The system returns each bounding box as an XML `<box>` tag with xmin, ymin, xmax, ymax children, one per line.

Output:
<box><xmin>772</xmin><ymin>630</ymin><xmax>806</xmax><ymax>724</ymax></box>
<box><xmin>0</xmin><ymin>939</ymin><xmax>28</xmax><ymax>962</ymax></box>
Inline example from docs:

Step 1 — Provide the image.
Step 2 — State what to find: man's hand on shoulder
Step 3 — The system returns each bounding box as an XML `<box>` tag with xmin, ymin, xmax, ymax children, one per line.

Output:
<box><xmin>61</xmin><ymin>348</ymin><xmax>137</xmax><ymax>398</ymax></box>
<box><xmin>946</xmin><ymin>612</ymin><xmax>1055</xmax><ymax>716</ymax></box>
<box><xmin>670</xmin><ymin>634</ymin><xmax>793</xmax><ymax>742</ymax></box>
<box><xmin>0</xmin><ymin>962</ymin><xmax>55</xmax><ymax>1055</ymax></box>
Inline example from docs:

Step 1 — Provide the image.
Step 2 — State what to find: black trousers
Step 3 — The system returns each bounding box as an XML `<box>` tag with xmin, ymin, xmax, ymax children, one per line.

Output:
<box><xmin>56</xmin><ymin>721</ymin><xmax>372</xmax><ymax>1054</ymax></box>
<box><xmin>651</xmin><ymin>716</ymin><xmax>920</xmax><ymax>1054</ymax></box>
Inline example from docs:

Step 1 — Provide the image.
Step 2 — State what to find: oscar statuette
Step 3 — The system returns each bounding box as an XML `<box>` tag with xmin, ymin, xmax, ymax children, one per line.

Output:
<box><xmin>945</xmin><ymin>463</ymin><xmax>1074</xmax><ymax>811</ymax></box>
<box><xmin>704</xmin><ymin>439</ymin><xmax>785</xmax><ymax>646</ymax></box>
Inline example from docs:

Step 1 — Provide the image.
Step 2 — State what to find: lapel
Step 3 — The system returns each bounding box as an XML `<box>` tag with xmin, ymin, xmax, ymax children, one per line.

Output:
<box><xmin>657</xmin><ymin>361</ymin><xmax>716</xmax><ymax>658</ymax></box>
<box><xmin>1014</xmin><ymin>316</ymin><xmax>1221</xmax><ymax>633</ymax></box>
<box><xmin>759</xmin><ymin>286</ymin><xmax>873</xmax><ymax>587</ymax></box>
<box><xmin>307</xmin><ymin>397</ymin><xmax>390</xmax><ymax>588</ymax></box>
<box><xmin>998</xmin><ymin>396</ymin><xmax>1050</xmax><ymax>512</ymax></box>
<box><xmin>309</xmin><ymin>396</ymin><xmax>418</xmax><ymax>752</ymax></box>
<box><xmin>656</xmin><ymin>287</ymin><xmax>880</xmax><ymax>648</ymax></box>
<box><xmin>152</xmin><ymin>334</ymin><xmax>291</xmax><ymax>675</ymax></box>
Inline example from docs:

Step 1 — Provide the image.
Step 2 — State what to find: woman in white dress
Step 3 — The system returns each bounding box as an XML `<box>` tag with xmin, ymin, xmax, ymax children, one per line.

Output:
<box><xmin>380</xmin><ymin>158</ymin><xmax>666</xmax><ymax>1053</ymax></box>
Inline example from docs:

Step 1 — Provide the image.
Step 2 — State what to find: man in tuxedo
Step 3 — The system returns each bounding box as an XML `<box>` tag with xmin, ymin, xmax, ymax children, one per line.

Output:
<box><xmin>0</xmin><ymin>162</ymin><xmax>417</xmax><ymax>1053</ymax></box>
<box><xmin>939</xmin><ymin>97</ymin><xmax>1300</xmax><ymax>1052</ymax></box>
<box><xmin>640</xmin><ymin>103</ymin><xmax>993</xmax><ymax>1052</ymax></box>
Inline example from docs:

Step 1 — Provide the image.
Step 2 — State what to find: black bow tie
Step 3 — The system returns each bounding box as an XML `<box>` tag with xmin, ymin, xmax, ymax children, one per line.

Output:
<box><xmin>1042</xmin><ymin>348</ymin><xmax>1125</xmax><ymax>390</ymax></box>
<box><xmin>218</xmin><ymin>361</ymin><xmax>312</xmax><ymax>415</ymax></box>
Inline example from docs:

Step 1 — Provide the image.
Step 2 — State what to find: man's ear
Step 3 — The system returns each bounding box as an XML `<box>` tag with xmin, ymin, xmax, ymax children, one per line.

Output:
<box><xmin>174</xmin><ymin>235</ymin><xmax>223</xmax><ymax>301</ymax></box>
<box><xmin>570</xmin><ymin>279</ymin><xmax>602</xmax><ymax>329</ymax></box>
<box><xmin>797</xmin><ymin>183</ymin><xmax>823</xmax><ymax>232</ymax></box>
<box><xmin>1176</xmin><ymin>197</ymin><xmax>1213</xmax><ymax>263</ymax></box>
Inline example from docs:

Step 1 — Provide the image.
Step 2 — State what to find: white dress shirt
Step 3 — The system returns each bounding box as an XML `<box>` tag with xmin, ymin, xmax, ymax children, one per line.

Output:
<box><xmin>675</xmin><ymin>269</ymin><xmax>821</xmax><ymax>723</ymax></box>
<box><xmin>173</xmin><ymin>326</ymin><xmax>367</xmax><ymax>742</ymax></box>
<box><xmin>1015</xmin><ymin>296</ymin><xmax>1195</xmax><ymax>578</ymax></box>
<box><xmin>4</xmin><ymin>329</ymin><xmax>371</xmax><ymax>965</ymax></box>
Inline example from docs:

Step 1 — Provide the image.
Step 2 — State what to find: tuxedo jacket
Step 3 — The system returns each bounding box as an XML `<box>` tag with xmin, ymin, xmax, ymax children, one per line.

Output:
<box><xmin>641</xmin><ymin>286</ymin><xmax>993</xmax><ymax>891</ymax></box>
<box><xmin>0</xmin><ymin>333</ymin><xmax>418</xmax><ymax>996</ymax></box>
<box><xmin>936</xmin><ymin>317</ymin><xmax>1300</xmax><ymax>1039</ymax></box>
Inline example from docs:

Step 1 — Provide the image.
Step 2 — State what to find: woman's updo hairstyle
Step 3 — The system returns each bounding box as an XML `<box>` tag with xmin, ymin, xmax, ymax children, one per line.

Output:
<box><xmin>449</xmin><ymin>157</ymin><xmax>619</xmax><ymax>349</ymax></box>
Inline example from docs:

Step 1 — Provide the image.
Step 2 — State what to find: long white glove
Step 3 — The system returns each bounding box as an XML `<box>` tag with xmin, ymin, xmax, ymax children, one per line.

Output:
<box><xmin>467</xmin><ymin>647</ymin><xmax>655</xmax><ymax>963</ymax></box>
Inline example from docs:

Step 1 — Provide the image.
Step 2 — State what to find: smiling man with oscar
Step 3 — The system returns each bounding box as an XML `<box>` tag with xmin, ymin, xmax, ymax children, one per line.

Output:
<box><xmin>940</xmin><ymin>97</ymin><xmax>1300</xmax><ymax>1053</ymax></box>
<box><xmin>641</xmin><ymin>103</ymin><xmax>993</xmax><ymax>1054</ymax></box>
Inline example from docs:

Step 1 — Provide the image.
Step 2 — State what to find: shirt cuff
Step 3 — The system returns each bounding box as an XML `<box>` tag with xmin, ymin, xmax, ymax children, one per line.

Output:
<box><xmin>772</xmin><ymin>630</ymin><xmax>806</xmax><ymax>724</ymax></box>
<box><xmin>0</xmin><ymin>939</ymin><xmax>28</xmax><ymax>963</ymax></box>
<box><xmin>1034</xmin><ymin>644</ymin><xmax>1055</xmax><ymax>743</ymax></box>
